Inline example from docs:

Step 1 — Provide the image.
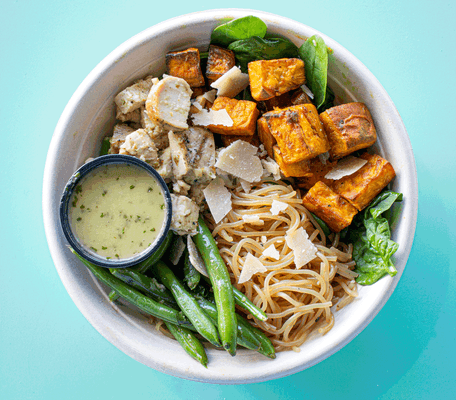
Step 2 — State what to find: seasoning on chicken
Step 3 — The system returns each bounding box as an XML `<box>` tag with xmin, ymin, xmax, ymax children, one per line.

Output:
<box><xmin>319</xmin><ymin>102</ymin><xmax>377</xmax><ymax>160</ymax></box>
<box><xmin>114</xmin><ymin>75</ymin><xmax>155</xmax><ymax>115</ymax></box>
<box><xmin>206</xmin><ymin>45</ymin><xmax>236</xmax><ymax>84</ymax></box>
<box><xmin>302</xmin><ymin>181</ymin><xmax>358</xmax><ymax>232</ymax></box>
<box><xmin>206</xmin><ymin>97</ymin><xmax>259</xmax><ymax>136</ymax></box>
<box><xmin>331</xmin><ymin>153</ymin><xmax>396</xmax><ymax>211</ymax></box>
<box><xmin>109</xmin><ymin>123</ymin><xmax>135</xmax><ymax>154</ymax></box>
<box><xmin>170</xmin><ymin>194</ymin><xmax>200</xmax><ymax>235</ymax></box>
<box><xmin>166</xmin><ymin>48</ymin><xmax>205</xmax><ymax>88</ymax></box>
<box><xmin>118</xmin><ymin>129</ymin><xmax>160</xmax><ymax>167</ymax></box>
<box><xmin>260</xmin><ymin>104</ymin><xmax>329</xmax><ymax>164</ymax></box>
<box><xmin>248</xmin><ymin>58</ymin><xmax>306</xmax><ymax>101</ymax></box>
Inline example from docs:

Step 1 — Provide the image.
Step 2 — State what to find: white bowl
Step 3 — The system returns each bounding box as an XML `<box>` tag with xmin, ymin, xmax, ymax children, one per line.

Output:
<box><xmin>43</xmin><ymin>9</ymin><xmax>418</xmax><ymax>383</ymax></box>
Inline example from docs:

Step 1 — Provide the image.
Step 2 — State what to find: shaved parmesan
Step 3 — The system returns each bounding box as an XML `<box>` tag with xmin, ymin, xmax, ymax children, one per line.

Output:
<box><xmin>238</xmin><ymin>253</ymin><xmax>267</xmax><ymax>284</ymax></box>
<box><xmin>300</xmin><ymin>83</ymin><xmax>314</xmax><ymax>99</ymax></box>
<box><xmin>211</xmin><ymin>66</ymin><xmax>250</xmax><ymax>98</ymax></box>
<box><xmin>240</xmin><ymin>179</ymin><xmax>252</xmax><ymax>193</ymax></box>
<box><xmin>285</xmin><ymin>227</ymin><xmax>317</xmax><ymax>269</ymax></box>
<box><xmin>187</xmin><ymin>235</ymin><xmax>208</xmax><ymax>277</ymax></box>
<box><xmin>262</xmin><ymin>157</ymin><xmax>281</xmax><ymax>180</ymax></box>
<box><xmin>263</xmin><ymin>244</ymin><xmax>280</xmax><ymax>260</ymax></box>
<box><xmin>203</xmin><ymin>177</ymin><xmax>232</xmax><ymax>223</ymax></box>
<box><xmin>191</xmin><ymin>108</ymin><xmax>233</xmax><ymax>127</ymax></box>
<box><xmin>261</xmin><ymin>236</ymin><xmax>267</xmax><ymax>243</ymax></box>
<box><xmin>215</xmin><ymin>140</ymin><xmax>263</xmax><ymax>183</ymax></box>
<box><xmin>324</xmin><ymin>156</ymin><xmax>368</xmax><ymax>180</ymax></box>
<box><xmin>242</xmin><ymin>214</ymin><xmax>264</xmax><ymax>225</ymax></box>
<box><xmin>270</xmin><ymin>200</ymin><xmax>288</xmax><ymax>215</ymax></box>
<box><xmin>203</xmin><ymin>89</ymin><xmax>217</xmax><ymax>103</ymax></box>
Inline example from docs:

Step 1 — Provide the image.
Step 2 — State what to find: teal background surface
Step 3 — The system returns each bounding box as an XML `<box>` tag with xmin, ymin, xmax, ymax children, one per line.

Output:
<box><xmin>2</xmin><ymin>0</ymin><xmax>455</xmax><ymax>398</ymax></box>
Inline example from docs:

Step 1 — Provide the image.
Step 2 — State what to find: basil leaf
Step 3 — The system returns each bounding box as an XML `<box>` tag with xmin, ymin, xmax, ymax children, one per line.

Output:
<box><xmin>211</xmin><ymin>16</ymin><xmax>267</xmax><ymax>47</ymax></box>
<box><xmin>298</xmin><ymin>35</ymin><xmax>329</xmax><ymax>109</ymax></box>
<box><xmin>349</xmin><ymin>190</ymin><xmax>403</xmax><ymax>285</ymax></box>
<box><xmin>228</xmin><ymin>36</ymin><xmax>298</xmax><ymax>72</ymax></box>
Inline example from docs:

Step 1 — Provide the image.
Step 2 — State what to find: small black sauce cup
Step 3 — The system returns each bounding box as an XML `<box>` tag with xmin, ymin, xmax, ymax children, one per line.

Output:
<box><xmin>59</xmin><ymin>154</ymin><xmax>172</xmax><ymax>268</ymax></box>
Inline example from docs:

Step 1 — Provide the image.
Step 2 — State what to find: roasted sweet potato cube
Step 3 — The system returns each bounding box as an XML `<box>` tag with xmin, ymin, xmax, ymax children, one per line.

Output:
<box><xmin>295</xmin><ymin>156</ymin><xmax>336</xmax><ymax>189</ymax></box>
<box><xmin>257</xmin><ymin>117</ymin><xmax>276</xmax><ymax>158</ymax></box>
<box><xmin>320</xmin><ymin>102</ymin><xmax>377</xmax><ymax>159</ymax></box>
<box><xmin>166</xmin><ymin>48</ymin><xmax>205</xmax><ymax>88</ymax></box>
<box><xmin>331</xmin><ymin>153</ymin><xmax>396</xmax><ymax>211</ymax></box>
<box><xmin>248</xmin><ymin>58</ymin><xmax>306</xmax><ymax>101</ymax></box>
<box><xmin>302</xmin><ymin>181</ymin><xmax>358</xmax><ymax>232</ymax></box>
<box><xmin>206</xmin><ymin>45</ymin><xmax>236</xmax><ymax>84</ymax></box>
<box><xmin>273</xmin><ymin>146</ymin><xmax>312</xmax><ymax>178</ymax></box>
<box><xmin>261</xmin><ymin>91</ymin><xmax>293</xmax><ymax>112</ymax></box>
<box><xmin>262</xmin><ymin>104</ymin><xmax>329</xmax><ymax>163</ymax></box>
<box><xmin>220</xmin><ymin>133</ymin><xmax>260</xmax><ymax>147</ymax></box>
<box><xmin>290</xmin><ymin>87</ymin><xmax>314</xmax><ymax>106</ymax></box>
<box><xmin>207</xmin><ymin>97</ymin><xmax>259</xmax><ymax>136</ymax></box>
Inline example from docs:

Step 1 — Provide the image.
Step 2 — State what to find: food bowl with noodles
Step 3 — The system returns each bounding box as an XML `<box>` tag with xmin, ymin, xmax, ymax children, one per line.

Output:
<box><xmin>42</xmin><ymin>9</ymin><xmax>418</xmax><ymax>383</ymax></box>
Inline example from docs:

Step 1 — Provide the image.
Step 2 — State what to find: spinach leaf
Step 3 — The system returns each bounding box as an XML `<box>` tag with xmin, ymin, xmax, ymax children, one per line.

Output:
<box><xmin>228</xmin><ymin>36</ymin><xmax>298</xmax><ymax>72</ymax></box>
<box><xmin>309</xmin><ymin>212</ymin><xmax>331</xmax><ymax>237</ymax></box>
<box><xmin>318</xmin><ymin>85</ymin><xmax>335</xmax><ymax>113</ymax></box>
<box><xmin>350</xmin><ymin>190</ymin><xmax>403</xmax><ymax>285</ymax></box>
<box><xmin>211</xmin><ymin>16</ymin><xmax>267</xmax><ymax>47</ymax></box>
<box><xmin>298</xmin><ymin>35</ymin><xmax>329</xmax><ymax>109</ymax></box>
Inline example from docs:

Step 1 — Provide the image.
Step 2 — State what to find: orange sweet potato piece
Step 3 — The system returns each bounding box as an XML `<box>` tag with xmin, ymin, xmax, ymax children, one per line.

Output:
<box><xmin>273</xmin><ymin>146</ymin><xmax>312</xmax><ymax>178</ymax></box>
<box><xmin>166</xmin><ymin>48</ymin><xmax>205</xmax><ymax>88</ymax></box>
<box><xmin>248</xmin><ymin>58</ymin><xmax>305</xmax><ymax>101</ymax></box>
<box><xmin>206</xmin><ymin>45</ymin><xmax>236</xmax><ymax>84</ymax></box>
<box><xmin>302</xmin><ymin>181</ymin><xmax>358</xmax><ymax>232</ymax></box>
<box><xmin>319</xmin><ymin>102</ymin><xmax>377</xmax><ymax>160</ymax></box>
<box><xmin>331</xmin><ymin>153</ymin><xmax>396</xmax><ymax>211</ymax></box>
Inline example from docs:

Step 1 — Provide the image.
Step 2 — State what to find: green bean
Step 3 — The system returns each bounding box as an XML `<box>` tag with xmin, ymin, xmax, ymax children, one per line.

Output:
<box><xmin>201</xmin><ymin>276</ymin><xmax>267</xmax><ymax>321</ymax></box>
<box><xmin>111</xmin><ymin>269</ymin><xmax>178</xmax><ymax>310</ymax></box>
<box><xmin>193</xmin><ymin>217</ymin><xmax>237</xmax><ymax>356</ymax></box>
<box><xmin>164</xmin><ymin>322</ymin><xmax>208</xmax><ymax>368</ymax></box>
<box><xmin>195</xmin><ymin>296</ymin><xmax>260</xmax><ymax>352</ymax></box>
<box><xmin>109</xmin><ymin>231</ymin><xmax>173</xmax><ymax>302</ymax></box>
<box><xmin>232</xmin><ymin>286</ymin><xmax>268</xmax><ymax>321</ymax></box>
<box><xmin>236</xmin><ymin>316</ymin><xmax>275</xmax><ymax>359</ymax></box>
<box><xmin>71</xmin><ymin>248</ymin><xmax>189</xmax><ymax>326</ymax></box>
<box><xmin>184</xmin><ymin>251</ymin><xmax>201</xmax><ymax>290</ymax></box>
<box><xmin>153</xmin><ymin>261</ymin><xmax>221</xmax><ymax>347</ymax></box>
<box><xmin>99</xmin><ymin>137</ymin><xmax>111</xmax><ymax>156</ymax></box>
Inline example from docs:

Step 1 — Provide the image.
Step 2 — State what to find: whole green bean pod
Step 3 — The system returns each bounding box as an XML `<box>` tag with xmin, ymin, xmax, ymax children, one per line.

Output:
<box><xmin>109</xmin><ymin>231</ymin><xmax>173</xmax><ymax>302</ymax></box>
<box><xmin>195</xmin><ymin>296</ymin><xmax>260</xmax><ymax>352</ymax></box>
<box><xmin>152</xmin><ymin>261</ymin><xmax>221</xmax><ymax>348</ymax></box>
<box><xmin>183</xmin><ymin>251</ymin><xmax>201</xmax><ymax>290</ymax></box>
<box><xmin>164</xmin><ymin>322</ymin><xmax>208</xmax><ymax>368</ymax></box>
<box><xmin>232</xmin><ymin>287</ymin><xmax>268</xmax><ymax>321</ymax></box>
<box><xmin>236</xmin><ymin>316</ymin><xmax>275</xmax><ymax>359</ymax></box>
<box><xmin>71</xmin><ymin>248</ymin><xmax>189</xmax><ymax>326</ymax></box>
<box><xmin>111</xmin><ymin>269</ymin><xmax>178</xmax><ymax>310</ymax></box>
<box><xmin>193</xmin><ymin>217</ymin><xmax>237</xmax><ymax>356</ymax></box>
<box><xmin>99</xmin><ymin>137</ymin><xmax>111</xmax><ymax>156</ymax></box>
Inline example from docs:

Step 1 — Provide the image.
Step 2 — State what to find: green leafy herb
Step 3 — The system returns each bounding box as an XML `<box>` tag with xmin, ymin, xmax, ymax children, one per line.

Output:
<box><xmin>298</xmin><ymin>35</ymin><xmax>330</xmax><ymax>109</ymax></box>
<box><xmin>349</xmin><ymin>190</ymin><xmax>403</xmax><ymax>285</ymax></box>
<box><xmin>130</xmin><ymin>185</ymin><xmax>135</xmax><ymax>190</ymax></box>
<box><xmin>228</xmin><ymin>36</ymin><xmax>298</xmax><ymax>72</ymax></box>
<box><xmin>211</xmin><ymin>15</ymin><xmax>267</xmax><ymax>47</ymax></box>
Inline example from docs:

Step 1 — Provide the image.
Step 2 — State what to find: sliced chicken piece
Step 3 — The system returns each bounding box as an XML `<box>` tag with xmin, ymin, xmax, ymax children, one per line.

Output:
<box><xmin>115</xmin><ymin>75</ymin><xmax>155</xmax><ymax>114</ymax></box>
<box><xmin>119</xmin><ymin>129</ymin><xmax>159</xmax><ymax>167</ymax></box>
<box><xmin>170</xmin><ymin>194</ymin><xmax>199</xmax><ymax>236</ymax></box>
<box><xmin>146</xmin><ymin>76</ymin><xmax>192</xmax><ymax>131</ymax></box>
<box><xmin>109</xmin><ymin>123</ymin><xmax>135</xmax><ymax>154</ymax></box>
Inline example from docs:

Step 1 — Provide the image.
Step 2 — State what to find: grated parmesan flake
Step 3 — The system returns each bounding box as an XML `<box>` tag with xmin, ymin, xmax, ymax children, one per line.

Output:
<box><xmin>261</xmin><ymin>157</ymin><xmax>281</xmax><ymax>181</ymax></box>
<box><xmin>210</xmin><ymin>66</ymin><xmax>250</xmax><ymax>98</ymax></box>
<box><xmin>285</xmin><ymin>227</ymin><xmax>317</xmax><ymax>269</ymax></box>
<box><xmin>324</xmin><ymin>155</ymin><xmax>368</xmax><ymax>180</ymax></box>
<box><xmin>238</xmin><ymin>253</ymin><xmax>267</xmax><ymax>284</ymax></box>
<box><xmin>270</xmin><ymin>199</ymin><xmax>288</xmax><ymax>215</ymax></box>
<box><xmin>191</xmin><ymin>108</ymin><xmax>233</xmax><ymax>127</ymax></box>
<box><xmin>215</xmin><ymin>140</ymin><xmax>263</xmax><ymax>183</ymax></box>
<box><xmin>203</xmin><ymin>89</ymin><xmax>217</xmax><ymax>103</ymax></box>
<box><xmin>263</xmin><ymin>244</ymin><xmax>280</xmax><ymax>260</ymax></box>
<box><xmin>203</xmin><ymin>177</ymin><xmax>232</xmax><ymax>223</ymax></box>
<box><xmin>242</xmin><ymin>214</ymin><xmax>264</xmax><ymax>225</ymax></box>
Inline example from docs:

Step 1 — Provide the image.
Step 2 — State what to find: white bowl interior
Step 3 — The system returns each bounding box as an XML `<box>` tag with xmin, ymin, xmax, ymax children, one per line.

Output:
<box><xmin>43</xmin><ymin>9</ymin><xmax>418</xmax><ymax>383</ymax></box>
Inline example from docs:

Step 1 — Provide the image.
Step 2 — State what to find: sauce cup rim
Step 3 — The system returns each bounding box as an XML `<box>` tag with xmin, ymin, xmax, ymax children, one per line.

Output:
<box><xmin>59</xmin><ymin>154</ymin><xmax>172</xmax><ymax>268</ymax></box>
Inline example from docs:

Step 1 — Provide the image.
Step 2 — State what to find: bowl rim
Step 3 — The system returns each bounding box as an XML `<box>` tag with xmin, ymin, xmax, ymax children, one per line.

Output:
<box><xmin>43</xmin><ymin>8</ymin><xmax>418</xmax><ymax>383</ymax></box>
<box><xmin>59</xmin><ymin>154</ymin><xmax>172</xmax><ymax>268</ymax></box>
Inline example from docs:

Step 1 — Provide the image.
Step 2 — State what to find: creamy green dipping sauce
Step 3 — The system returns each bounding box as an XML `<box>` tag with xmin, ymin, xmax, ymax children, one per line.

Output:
<box><xmin>69</xmin><ymin>163</ymin><xmax>166</xmax><ymax>260</ymax></box>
